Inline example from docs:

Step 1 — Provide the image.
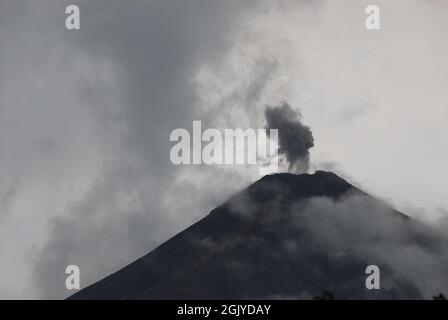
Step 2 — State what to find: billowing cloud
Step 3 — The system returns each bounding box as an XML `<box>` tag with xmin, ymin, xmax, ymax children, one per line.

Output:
<box><xmin>293</xmin><ymin>194</ymin><xmax>448</xmax><ymax>298</ymax></box>
<box><xmin>0</xmin><ymin>0</ymin><xmax>264</xmax><ymax>299</ymax></box>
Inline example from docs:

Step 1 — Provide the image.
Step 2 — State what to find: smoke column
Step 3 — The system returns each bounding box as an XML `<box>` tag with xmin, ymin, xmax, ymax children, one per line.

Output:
<box><xmin>265</xmin><ymin>102</ymin><xmax>314</xmax><ymax>173</ymax></box>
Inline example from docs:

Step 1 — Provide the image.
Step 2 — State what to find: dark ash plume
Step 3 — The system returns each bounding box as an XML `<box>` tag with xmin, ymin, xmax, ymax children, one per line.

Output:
<box><xmin>265</xmin><ymin>102</ymin><xmax>314</xmax><ymax>172</ymax></box>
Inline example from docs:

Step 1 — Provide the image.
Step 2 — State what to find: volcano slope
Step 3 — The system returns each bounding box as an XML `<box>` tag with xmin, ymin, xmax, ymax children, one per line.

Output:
<box><xmin>69</xmin><ymin>171</ymin><xmax>448</xmax><ymax>300</ymax></box>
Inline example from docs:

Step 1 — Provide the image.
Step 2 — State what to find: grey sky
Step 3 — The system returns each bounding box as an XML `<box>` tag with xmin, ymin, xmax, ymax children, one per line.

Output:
<box><xmin>0</xmin><ymin>0</ymin><xmax>447</xmax><ymax>299</ymax></box>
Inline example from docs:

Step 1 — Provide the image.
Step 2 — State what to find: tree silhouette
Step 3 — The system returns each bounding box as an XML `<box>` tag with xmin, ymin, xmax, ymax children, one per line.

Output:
<box><xmin>432</xmin><ymin>293</ymin><xmax>446</xmax><ymax>300</ymax></box>
<box><xmin>313</xmin><ymin>290</ymin><xmax>335</xmax><ymax>300</ymax></box>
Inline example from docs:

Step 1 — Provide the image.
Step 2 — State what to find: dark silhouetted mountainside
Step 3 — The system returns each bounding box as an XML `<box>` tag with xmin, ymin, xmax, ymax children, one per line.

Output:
<box><xmin>69</xmin><ymin>171</ymin><xmax>448</xmax><ymax>300</ymax></box>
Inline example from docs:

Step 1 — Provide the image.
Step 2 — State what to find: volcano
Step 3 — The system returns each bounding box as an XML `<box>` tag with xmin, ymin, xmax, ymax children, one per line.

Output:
<box><xmin>69</xmin><ymin>171</ymin><xmax>448</xmax><ymax>300</ymax></box>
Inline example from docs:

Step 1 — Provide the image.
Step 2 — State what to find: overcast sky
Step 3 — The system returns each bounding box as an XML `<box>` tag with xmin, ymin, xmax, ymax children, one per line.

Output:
<box><xmin>0</xmin><ymin>0</ymin><xmax>447</xmax><ymax>299</ymax></box>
